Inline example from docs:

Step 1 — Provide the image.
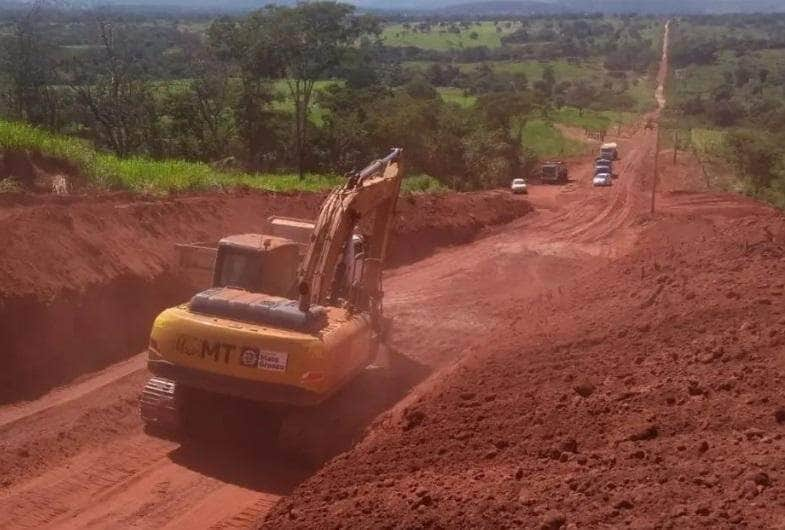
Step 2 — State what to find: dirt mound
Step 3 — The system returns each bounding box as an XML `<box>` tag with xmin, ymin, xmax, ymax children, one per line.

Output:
<box><xmin>0</xmin><ymin>189</ymin><xmax>531</xmax><ymax>403</ymax></box>
<box><xmin>263</xmin><ymin>194</ymin><xmax>785</xmax><ymax>529</ymax></box>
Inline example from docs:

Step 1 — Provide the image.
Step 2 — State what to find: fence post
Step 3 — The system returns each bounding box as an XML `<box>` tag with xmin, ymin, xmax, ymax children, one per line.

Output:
<box><xmin>651</xmin><ymin>128</ymin><xmax>660</xmax><ymax>214</ymax></box>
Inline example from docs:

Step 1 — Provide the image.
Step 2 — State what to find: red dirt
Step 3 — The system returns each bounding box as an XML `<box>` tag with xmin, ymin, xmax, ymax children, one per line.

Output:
<box><xmin>3</xmin><ymin>21</ymin><xmax>785</xmax><ymax>530</ymax></box>
<box><xmin>0</xmin><ymin>189</ymin><xmax>531</xmax><ymax>403</ymax></box>
<box><xmin>266</xmin><ymin>188</ymin><xmax>785</xmax><ymax>529</ymax></box>
<box><xmin>262</xmin><ymin>21</ymin><xmax>785</xmax><ymax>528</ymax></box>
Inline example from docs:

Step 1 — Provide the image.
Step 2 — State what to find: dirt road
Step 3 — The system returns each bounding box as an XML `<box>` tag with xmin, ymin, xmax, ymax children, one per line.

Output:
<box><xmin>4</xmin><ymin>21</ymin><xmax>784</xmax><ymax>529</ymax></box>
<box><xmin>0</xmin><ymin>95</ymin><xmax>657</xmax><ymax>530</ymax></box>
<box><xmin>265</xmin><ymin>22</ymin><xmax>785</xmax><ymax>528</ymax></box>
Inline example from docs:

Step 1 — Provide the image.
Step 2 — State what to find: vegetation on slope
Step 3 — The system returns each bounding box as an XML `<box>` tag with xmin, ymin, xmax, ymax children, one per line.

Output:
<box><xmin>0</xmin><ymin>120</ymin><xmax>447</xmax><ymax>193</ymax></box>
<box><xmin>666</xmin><ymin>15</ymin><xmax>785</xmax><ymax>208</ymax></box>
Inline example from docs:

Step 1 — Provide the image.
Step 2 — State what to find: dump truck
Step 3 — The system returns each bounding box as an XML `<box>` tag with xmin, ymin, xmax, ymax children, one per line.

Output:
<box><xmin>540</xmin><ymin>161</ymin><xmax>569</xmax><ymax>184</ymax></box>
<box><xmin>600</xmin><ymin>142</ymin><xmax>619</xmax><ymax>161</ymax></box>
<box><xmin>140</xmin><ymin>149</ymin><xmax>404</xmax><ymax>454</ymax></box>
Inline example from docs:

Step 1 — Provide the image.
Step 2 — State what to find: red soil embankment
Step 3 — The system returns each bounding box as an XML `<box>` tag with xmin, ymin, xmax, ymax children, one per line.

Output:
<box><xmin>263</xmin><ymin>192</ymin><xmax>785</xmax><ymax>529</ymax></box>
<box><xmin>0</xmin><ymin>189</ymin><xmax>531</xmax><ymax>403</ymax></box>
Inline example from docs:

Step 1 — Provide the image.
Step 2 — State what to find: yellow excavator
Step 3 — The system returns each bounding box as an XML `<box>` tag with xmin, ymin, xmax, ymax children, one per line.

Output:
<box><xmin>140</xmin><ymin>149</ymin><xmax>403</xmax><ymax>442</ymax></box>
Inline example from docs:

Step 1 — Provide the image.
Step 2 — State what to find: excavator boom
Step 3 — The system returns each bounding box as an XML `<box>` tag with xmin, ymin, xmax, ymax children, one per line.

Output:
<box><xmin>297</xmin><ymin>148</ymin><xmax>404</xmax><ymax>321</ymax></box>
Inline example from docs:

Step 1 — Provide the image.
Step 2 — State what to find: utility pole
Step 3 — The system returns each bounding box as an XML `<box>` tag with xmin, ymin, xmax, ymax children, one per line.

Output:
<box><xmin>651</xmin><ymin>127</ymin><xmax>660</xmax><ymax>214</ymax></box>
<box><xmin>672</xmin><ymin>129</ymin><xmax>678</xmax><ymax>165</ymax></box>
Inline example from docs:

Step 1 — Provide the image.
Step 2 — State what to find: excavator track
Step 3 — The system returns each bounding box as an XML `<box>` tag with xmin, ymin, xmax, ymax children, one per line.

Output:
<box><xmin>140</xmin><ymin>376</ymin><xmax>183</xmax><ymax>433</ymax></box>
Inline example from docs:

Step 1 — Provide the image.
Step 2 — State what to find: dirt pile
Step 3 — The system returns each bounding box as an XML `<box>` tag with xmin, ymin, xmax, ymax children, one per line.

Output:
<box><xmin>0</xmin><ymin>189</ymin><xmax>531</xmax><ymax>403</ymax></box>
<box><xmin>263</xmin><ymin>194</ymin><xmax>785</xmax><ymax>529</ymax></box>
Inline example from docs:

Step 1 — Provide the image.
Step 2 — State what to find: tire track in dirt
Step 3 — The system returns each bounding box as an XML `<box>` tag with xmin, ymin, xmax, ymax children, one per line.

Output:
<box><xmin>0</xmin><ymin>126</ymin><xmax>652</xmax><ymax>528</ymax></box>
<box><xmin>261</xmin><ymin>22</ymin><xmax>785</xmax><ymax>529</ymax></box>
<box><xmin>0</xmin><ymin>353</ymin><xmax>146</xmax><ymax>429</ymax></box>
<box><xmin>0</xmin><ymin>22</ymin><xmax>676</xmax><ymax>530</ymax></box>
<box><xmin>0</xmin><ymin>431</ymin><xmax>300</xmax><ymax>529</ymax></box>
<box><xmin>0</xmin><ymin>95</ymin><xmax>660</xmax><ymax>530</ymax></box>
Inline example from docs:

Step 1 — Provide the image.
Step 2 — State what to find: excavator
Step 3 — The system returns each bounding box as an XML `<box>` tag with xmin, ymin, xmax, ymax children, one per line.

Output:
<box><xmin>140</xmin><ymin>149</ymin><xmax>404</xmax><ymax>448</ymax></box>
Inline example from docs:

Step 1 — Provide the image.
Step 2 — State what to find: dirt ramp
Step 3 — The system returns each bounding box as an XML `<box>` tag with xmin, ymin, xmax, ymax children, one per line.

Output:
<box><xmin>0</xmin><ymin>190</ymin><xmax>530</xmax><ymax>403</ymax></box>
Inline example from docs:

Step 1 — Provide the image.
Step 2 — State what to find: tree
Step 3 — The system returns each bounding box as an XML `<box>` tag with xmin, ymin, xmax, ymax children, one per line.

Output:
<box><xmin>566</xmin><ymin>80</ymin><xmax>595</xmax><ymax>115</ymax></box>
<box><xmin>735</xmin><ymin>63</ymin><xmax>752</xmax><ymax>88</ymax></box>
<box><xmin>476</xmin><ymin>91</ymin><xmax>532</xmax><ymax>133</ymax></box>
<box><xmin>0</xmin><ymin>1</ymin><xmax>62</xmax><ymax>128</ymax></box>
<box><xmin>403</xmin><ymin>76</ymin><xmax>438</xmax><ymax>100</ymax></box>
<box><xmin>68</xmin><ymin>18</ymin><xmax>159</xmax><ymax>157</ymax></box>
<box><xmin>237</xmin><ymin>2</ymin><xmax>379</xmax><ymax>178</ymax></box>
<box><xmin>541</xmin><ymin>64</ymin><xmax>556</xmax><ymax>92</ymax></box>
<box><xmin>206</xmin><ymin>17</ymin><xmax>284</xmax><ymax>169</ymax></box>
<box><xmin>708</xmin><ymin>99</ymin><xmax>744</xmax><ymax>127</ymax></box>
<box><xmin>726</xmin><ymin>131</ymin><xmax>778</xmax><ymax>192</ymax></box>
<box><xmin>159</xmin><ymin>42</ymin><xmax>237</xmax><ymax>162</ymax></box>
<box><xmin>461</xmin><ymin>127</ymin><xmax>520</xmax><ymax>190</ymax></box>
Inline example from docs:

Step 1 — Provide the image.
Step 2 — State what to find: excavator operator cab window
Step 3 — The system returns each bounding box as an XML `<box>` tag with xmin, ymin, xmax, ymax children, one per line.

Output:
<box><xmin>215</xmin><ymin>249</ymin><xmax>263</xmax><ymax>292</ymax></box>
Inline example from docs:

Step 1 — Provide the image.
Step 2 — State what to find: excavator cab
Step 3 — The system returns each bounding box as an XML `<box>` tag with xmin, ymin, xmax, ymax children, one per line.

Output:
<box><xmin>212</xmin><ymin>234</ymin><xmax>301</xmax><ymax>297</ymax></box>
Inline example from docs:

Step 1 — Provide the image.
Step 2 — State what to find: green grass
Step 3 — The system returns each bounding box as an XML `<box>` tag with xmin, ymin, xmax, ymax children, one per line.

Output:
<box><xmin>382</xmin><ymin>21</ymin><xmax>520</xmax><ymax>50</ymax></box>
<box><xmin>622</xmin><ymin>76</ymin><xmax>658</xmax><ymax>112</ymax></box>
<box><xmin>480</xmin><ymin>59</ymin><xmax>602</xmax><ymax>81</ymax></box>
<box><xmin>518</xmin><ymin>118</ymin><xmax>586</xmax><ymax>158</ymax></box>
<box><xmin>689</xmin><ymin>128</ymin><xmax>727</xmax><ymax>156</ymax></box>
<box><xmin>438</xmin><ymin>87</ymin><xmax>477</xmax><ymax>108</ymax></box>
<box><xmin>0</xmin><ymin>119</ymin><xmax>448</xmax><ymax>194</ymax></box>
<box><xmin>406</xmin><ymin>59</ymin><xmax>603</xmax><ymax>83</ymax></box>
<box><xmin>0</xmin><ymin>119</ymin><xmax>340</xmax><ymax>193</ymax></box>
<box><xmin>415</xmin><ymin>58</ymin><xmax>656</xmax><ymax>113</ymax></box>
<box><xmin>402</xmin><ymin>174</ymin><xmax>448</xmax><ymax>193</ymax></box>
<box><xmin>552</xmin><ymin>107</ymin><xmax>636</xmax><ymax>132</ymax></box>
<box><xmin>153</xmin><ymin>78</ymin><xmax>338</xmax><ymax>127</ymax></box>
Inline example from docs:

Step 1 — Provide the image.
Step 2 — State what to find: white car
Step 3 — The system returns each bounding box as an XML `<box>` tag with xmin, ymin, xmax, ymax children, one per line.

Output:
<box><xmin>510</xmin><ymin>178</ymin><xmax>528</xmax><ymax>194</ymax></box>
<box><xmin>593</xmin><ymin>173</ymin><xmax>612</xmax><ymax>187</ymax></box>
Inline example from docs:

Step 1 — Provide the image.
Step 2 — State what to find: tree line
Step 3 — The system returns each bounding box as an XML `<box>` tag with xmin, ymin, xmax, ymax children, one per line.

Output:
<box><xmin>0</xmin><ymin>3</ymin><xmax>660</xmax><ymax>189</ymax></box>
<box><xmin>0</xmin><ymin>2</ymin><xmax>533</xmax><ymax>188</ymax></box>
<box><xmin>668</xmin><ymin>15</ymin><xmax>785</xmax><ymax>208</ymax></box>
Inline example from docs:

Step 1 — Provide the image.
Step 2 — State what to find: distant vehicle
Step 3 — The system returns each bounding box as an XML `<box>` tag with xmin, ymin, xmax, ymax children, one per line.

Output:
<box><xmin>510</xmin><ymin>178</ymin><xmax>528</xmax><ymax>194</ymax></box>
<box><xmin>595</xmin><ymin>163</ymin><xmax>612</xmax><ymax>176</ymax></box>
<box><xmin>593</xmin><ymin>173</ymin><xmax>612</xmax><ymax>187</ymax></box>
<box><xmin>540</xmin><ymin>161</ymin><xmax>568</xmax><ymax>184</ymax></box>
<box><xmin>595</xmin><ymin>157</ymin><xmax>613</xmax><ymax>166</ymax></box>
<box><xmin>600</xmin><ymin>142</ymin><xmax>619</xmax><ymax>161</ymax></box>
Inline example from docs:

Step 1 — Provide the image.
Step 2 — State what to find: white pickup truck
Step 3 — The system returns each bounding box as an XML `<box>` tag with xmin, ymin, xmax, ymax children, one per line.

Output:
<box><xmin>510</xmin><ymin>178</ymin><xmax>528</xmax><ymax>194</ymax></box>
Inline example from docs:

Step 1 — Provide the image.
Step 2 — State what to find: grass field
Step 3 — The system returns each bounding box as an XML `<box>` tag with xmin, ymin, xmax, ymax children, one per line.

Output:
<box><xmin>437</xmin><ymin>87</ymin><xmax>477</xmax><ymax>108</ymax></box>
<box><xmin>551</xmin><ymin>107</ymin><xmax>637</xmax><ymax>132</ymax></box>
<box><xmin>518</xmin><ymin>118</ymin><xmax>586</xmax><ymax>158</ymax></box>
<box><xmin>689</xmin><ymin>128</ymin><xmax>728</xmax><ymax>156</ymax></box>
<box><xmin>668</xmin><ymin>45</ymin><xmax>785</xmax><ymax>111</ymax></box>
<box><xmin>433</xmin><ymin>95</ymin><xmax>620</xmax><ymax>157</ymax></box>
<box><xmin>0</xmin><ymin>119</ymin><xmax>444</xmax><ymax>194</ymax></box>
<box><xmin>415</xmin><ymin>58</ymin><xmax>656</xmax><ymax>113</ymax></box>
<box><xmin>382</xmin><ymin>21</ymin><xmax>521</xmax><ymax>50</ymax></box>
<box><xmin>406</xmin><ymin>59</ymin><xmax>604</xmax><ymax>83</ymax></box>
<box><xmin>625</xmin><ymin>76</ymin><xmax>658</xmax><ymax>112</ymax></box>
<box><xmin>152</xmin><ymin>78</ymin><xmax>337</xmax><ymax>126</ymax></box>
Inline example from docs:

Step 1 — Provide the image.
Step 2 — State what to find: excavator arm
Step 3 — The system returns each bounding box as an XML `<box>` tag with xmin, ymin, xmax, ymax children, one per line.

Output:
<box><xmin>297</xmin><ymin>149</ymin><xmax>404</xmax><ymax>324</ymax></box>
